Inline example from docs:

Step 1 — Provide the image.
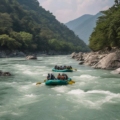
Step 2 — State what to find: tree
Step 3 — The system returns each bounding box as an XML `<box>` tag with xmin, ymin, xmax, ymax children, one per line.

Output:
<box><xmin>0</xmin><ymin>13</ymin><xmax>12</xmax><ymax>34</ymax></box>
<box><xmin>0</xmin><ymin>0</ymin><xmax>89</xmax><ymax>52</ymax></box>
<box><xmin>115</xmin><ymin>0</ymin><xmax>119</xmax><ymax>5</ymax></box>
<box><xmin>89</xmin><ymin>4</ymin><xmax>120</xmax><ymax>51</ymax></box>
<box><xmin>0</xmin><ymin>34</ymin><xmax>21</xmax><ymax>50</ymax></box>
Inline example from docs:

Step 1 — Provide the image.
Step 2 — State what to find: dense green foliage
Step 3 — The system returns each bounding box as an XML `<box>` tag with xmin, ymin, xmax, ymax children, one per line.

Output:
<box><xmin>0</xmin><ymin>0</ymin><xmax>89</xmax><ymax>52</ymax></box>
<box><xmin>89</xmin><ymin>1</ymin><xmax>120</xmax><ymax>51</ymax></box>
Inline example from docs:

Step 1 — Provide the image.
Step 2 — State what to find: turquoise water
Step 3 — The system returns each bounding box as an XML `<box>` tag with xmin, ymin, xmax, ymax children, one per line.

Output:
<box><xmin>0</xmin><ymin>55</ymin><xmax>120</xmax><ymax>120</ymax></box>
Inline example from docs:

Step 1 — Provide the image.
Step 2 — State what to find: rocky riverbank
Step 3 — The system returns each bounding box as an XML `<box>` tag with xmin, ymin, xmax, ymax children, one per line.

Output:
<box><xmin>0</xmin><ymin>50</ymin><xmax>70</xmax><ymax>58</ymax></box>
<box><xmin>71</xmin><ymin>48</ymin><xmax>120</xmax><ymax>74</ymax></box>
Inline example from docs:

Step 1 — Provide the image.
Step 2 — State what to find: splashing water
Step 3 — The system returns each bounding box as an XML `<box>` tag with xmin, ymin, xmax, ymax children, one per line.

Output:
<box><xmin>0</xmin><ymin>56</ymin><xmax>120</xmax><ymax>120</ymax></box>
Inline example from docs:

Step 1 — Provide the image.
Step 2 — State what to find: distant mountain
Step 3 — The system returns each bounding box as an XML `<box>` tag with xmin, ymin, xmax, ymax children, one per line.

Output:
<box><xmin>66</xmin><ymin>14</ymin><xmax>93</xmax><ymax>30</ymax></box>
<box><xmin>66</xmin><ymin>12</ymin><xmax>103</xmax><ymax>44</ymax></box>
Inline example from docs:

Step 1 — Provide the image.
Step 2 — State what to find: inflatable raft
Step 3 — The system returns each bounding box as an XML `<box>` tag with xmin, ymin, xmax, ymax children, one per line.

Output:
<box><xmin>52</xmin><ymin>68</ymin><xmax>73</xmax><ymax>72</ymax></box>
<box><xmin>45</xmin><ymin>78</ymin><xmax>72</xmax><ymax>85</ymax></box>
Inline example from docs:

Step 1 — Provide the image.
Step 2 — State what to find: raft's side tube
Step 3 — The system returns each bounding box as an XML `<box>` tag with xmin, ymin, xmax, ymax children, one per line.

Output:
<box><xmin>52</xmin><ymin>68</ymin><xmax>73</xmax><ymax>72</ymax></box>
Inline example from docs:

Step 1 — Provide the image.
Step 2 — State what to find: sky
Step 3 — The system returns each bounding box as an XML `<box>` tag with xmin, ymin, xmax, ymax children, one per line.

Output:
<box><xmin>38</xmin><ymin>0</ymin><xmax>114</xmax><ymax>23</ymax></box>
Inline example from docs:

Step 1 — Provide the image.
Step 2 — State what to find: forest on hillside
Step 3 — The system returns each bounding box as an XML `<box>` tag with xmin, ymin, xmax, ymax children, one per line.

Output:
<box><xmin>89</xmin><ymin>0</ymin><xmax>120</xmax><ymax>51</ymax></box>
<box><xmin>0</xmin><ymin>0</ymin><xmax>89</xmax><ymax>53</ymax></box>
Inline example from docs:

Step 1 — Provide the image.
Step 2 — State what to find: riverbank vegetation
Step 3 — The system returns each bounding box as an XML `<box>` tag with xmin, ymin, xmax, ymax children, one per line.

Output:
<box><xmin>0</xmin><ymin>0</ymin><xmax>89</xmax><ymax>53</ymax></box>
<box><xmin>89</xmin><ymin>0</ymin><xmax>120</xmax><ymax>51</ymax></box>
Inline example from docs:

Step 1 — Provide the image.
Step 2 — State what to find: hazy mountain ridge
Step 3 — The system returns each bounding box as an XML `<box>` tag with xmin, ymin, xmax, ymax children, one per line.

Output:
<box><xmin>66</xmin><ymin>12</ymin><xmax>103</xmax><ymax>44</ymax></box>
<box><xmin>66</xmin><ymin>14</ymin><xmax>93</xmax><ymax>31</ymax></box>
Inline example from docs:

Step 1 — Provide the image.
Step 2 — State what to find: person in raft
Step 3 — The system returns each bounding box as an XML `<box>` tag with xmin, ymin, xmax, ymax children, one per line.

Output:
<box><xmin>54</xmin><ymin>65</ymin><xmax>72</xmax><ymax>70</ymax></box>
<box><xmin>57</xmin><ymin>73</ymin><xmax>68</xmax><ymax>80</ymax></box>
<box><xmin>47</xmin><ymin>73</ymin><xmax>56</xmax><ymax>80</ymax></box>
<box><xmin>66</xmin><ymin>66</ymin><xmax>72</xmax><ymax>69</ymax></box>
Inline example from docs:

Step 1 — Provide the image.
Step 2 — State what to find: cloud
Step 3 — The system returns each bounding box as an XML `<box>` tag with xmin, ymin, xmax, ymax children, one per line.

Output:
<box><xmin>38</xmin><ymin>0</ymin><xmax>114</xmax><ymax>23</ymax></box>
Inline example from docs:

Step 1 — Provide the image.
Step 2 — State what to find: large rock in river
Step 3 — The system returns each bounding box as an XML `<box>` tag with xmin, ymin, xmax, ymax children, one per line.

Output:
<box><xmin>93</xmin><ymin>52</ymin><xmax>120</xmax><ymax>69</ymax></box>
<box><xmin>112</xmin><ymin>68</ymin><xmax>120</xmax><ymax>74</ymax></box>
<box><xmin>84</xmin><ymin>53</ymin><xmax>107</xmax><ymax>66</ymax></box>
<box><xmin>71</xmin><ymin>52</ymin><xmax>77</xmax><ymax>58</ymax></box>
<box><xmin>0</xmin><ymin>71</ymin><xmax>11</xmax><ymax>76</ymax></box>
<box><xmin>26</xmin><ymin>55</ymin><xmax>37</xmax><ymax>60</ymax></box>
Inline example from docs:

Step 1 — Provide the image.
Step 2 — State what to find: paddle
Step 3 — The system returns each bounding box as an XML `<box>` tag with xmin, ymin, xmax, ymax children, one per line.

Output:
<box><xmin>36</xmin><ymin>82</ymin><xmax>42</xmax><ymax>85</ymax></box>
<box><xmin>71</xmin><ymin>68</ymin><xmax>77</xmax><ymax>71</ymax></box>
<box><xmin>68</xmin><ymin>80</ymin><xmax>75</xmax><ymax>85</ymax></box>
<box><xmin>36</xmin><ymin>79</ymin><xmax>47</xmax><ymax>85</ymax></box>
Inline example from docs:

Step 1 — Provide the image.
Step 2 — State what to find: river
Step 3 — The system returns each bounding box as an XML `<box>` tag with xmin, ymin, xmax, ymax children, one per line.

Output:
<box><xmin>0</xmin><ymin>55</ymin><xmax>120</xmax><ymax>120</ymax></box>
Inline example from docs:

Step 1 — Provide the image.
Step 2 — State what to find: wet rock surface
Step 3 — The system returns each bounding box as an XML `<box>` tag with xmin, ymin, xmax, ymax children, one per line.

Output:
<box><xmin>71</xmin><ymin>48</ymin><xmax>120</xmax><ymax>73</ymax></box>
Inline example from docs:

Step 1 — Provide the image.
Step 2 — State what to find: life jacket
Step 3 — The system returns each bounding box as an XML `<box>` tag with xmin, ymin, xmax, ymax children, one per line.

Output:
<box><xmin>61</xmin><ymin>75</ymin><xmax>65</xmax><ymax>80</ymax></box>
<box><xmin>57</xmin><ymin>74</ymin><xmax>61</xmax><ymax>79</ymax></box>
<box><xmin>51</xmin><ymin>74</ymin><xmax>55</xmax><ymax>79</ymax></box>
<box><xmin>47</xmin><ymin>74</ymin><xmax>51</xmax><ymax>80</ymax></box>
<box><xmin>64</xmin><ymin>74</ymin><xmax>68</xmax><ymax>79</ymax></box>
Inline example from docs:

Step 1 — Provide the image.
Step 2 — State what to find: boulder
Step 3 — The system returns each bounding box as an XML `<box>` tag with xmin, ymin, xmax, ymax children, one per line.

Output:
<box><xmin>76</xmin><ymin>52</ymin><xmax>83</xmax><ymax>60</ymax></box>
<box><xmin>93</xmin><ymin>52</ymin><xmax>120</xmax><ymax>69</ymax></box>
<box><xmin>71</xmin><ymin>52</ymin><xmax>84</xmax><ymax>60</ymax></box>
<box><xmin>0</xmin><ymin>71</ymin><xmax>11</xmax><ymax>76</ymax></box>
<box><xmin>84</xmin><ymin>52</ymin><xmax>96</xmax><ymax>61</ymax></box>
<box><xmin>2</xmin><ymin>72</ymin><xmax>11</xmax><ymax>76</ymax></box>
<box><xmin>112</xmin><ymin>68</ymin><xmax>120</xmax><ymax>74</ymax></box>
<box><xmin>26</xmin><ymin>55</ymin><xmax>37</xmax><ymax>60</ymax></box>
<box><xmin>71</xmin><ymin>52</ymin><xmax>77</xmax><ymax>58</ymax></box>
<box><xmin>79</xmin><ymin>61</ymin><xmax>84</xmax><ymax>65</ymax></box>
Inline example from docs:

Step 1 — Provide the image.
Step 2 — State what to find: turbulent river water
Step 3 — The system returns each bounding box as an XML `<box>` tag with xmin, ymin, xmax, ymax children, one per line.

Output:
<box><xmin>0</xmin><ymin>55</ymin><xmax>120</xmax><ymax>120</ymax></box>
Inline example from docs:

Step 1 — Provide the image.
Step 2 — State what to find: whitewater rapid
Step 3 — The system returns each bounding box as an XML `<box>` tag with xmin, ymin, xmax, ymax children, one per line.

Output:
<box><xmin>0</xmin><ymin>56</ymin><xmax>120</xmax><ymax>120</ymax></box>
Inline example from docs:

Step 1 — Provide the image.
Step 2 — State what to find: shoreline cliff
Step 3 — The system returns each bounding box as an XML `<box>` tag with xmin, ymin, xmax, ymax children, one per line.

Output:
<box><xmin>71</xmin><ymin>47</ymin><xmax>120</xmax><ymax>74</ymax></box>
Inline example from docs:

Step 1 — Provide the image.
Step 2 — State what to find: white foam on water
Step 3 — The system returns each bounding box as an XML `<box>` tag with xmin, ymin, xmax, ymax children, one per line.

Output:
<box><xmin>52</xmin><ymin>86</ymin><xmax>69</xmax><ymax>93</ymax></box>
<box><xmin>14</xmin><ymin>64</ymin><xmax>47</xmax><ymax>74</ymax></box>
<box><xmin>86</xmin><ymin>70</ymin><xmax>94</xmax><ymax>71</ymax></box>
<box><xmin>51</xmin><ymin>63</ymin><xmax>57</xmax><ymax>65</ymax></box>
<box><xmin>42</xmin><ymin>73</ymin><xmax>48</xmax><ymax>76</ymax></box>
<box><xmin>38</xmin><ymin>71</ymin><xmax>48</xmax><ymax>75</ymax></box>
<box><xmin>111</xmin><ymin>70</ymin><xmax>119</xmax><ymax>75</ymax></box>
<box><xmin>21</xmin><ymin>85</ymin><xmax>31</xmax><ymax>90</ymax></box>
<box><xmin>24</xmin><ymin>70</ymin><xmax>43</xmax><ymax>75</ymax></box>
<box><xmin>25</xmin><ymin>94</ymin><xmax>36</xmax><ymax>98</ymax></box>
<box><xmin>0</xmin><ymin>110</ymin><xmax>23</xmax><ymax>117</ymax></box>
<box><xmin>72</xmin><ymin>75</ymin><xmax>99</xmax><ymax>84</ymax></box>
<box><xmin>23</xmin><ymin>70</ymin><xmax>38</xmax><ymax>75</ymax></box>
<box><xmin>87</xmin><ymin>90</ymin><xmax>114</xmax><ymax>95</ymax></box>
<box><xmin>34</xmin><ymin>66</ymin><xmax>46</xmax><ymax>68</ymax></box>
<box><xmin>77</xmin><ymin>70</ymin><xmax>83</xmax><ymax>72</ymax></box>
<box><xmin>79</xmin><ymin>74</ymin><xmax>99</xmax><ymax>80</ymax></box>
<box><xmin>77</xmin><ymin>70</ymin><xmax>94</xmax><ymax>72</ymax></box>
<box><xmin>5</xmin><ymin>82</ymin><xmax>17</xmax><ymax>85</ymax></box>
<box><xmin>67</xmin><ymin>89</ymin><xmax>84</xmax><ymax>95</ymax></box>
<box><xmin>0</xmin><ymin>111</ymin><xmax>11</xmax><ymax>116</ymax></box>
<box><xmin>14</xmin><ymin>64</ymin><xmax>29</xmax><ymax>70</ymax></box>
<box><xmin>32</xmin><ymin>83</ymin><xmax>37</xmax><ymax>85</ymax></box>
<box><xmin>67</xmin><ymin>89</ymin><xmax>120</xmax><ymax>109</ymax></box>
<box><xmin>18</xmin><ymin>84</ymin><xmax>33</xmax><ymax>92</ymax></box>
<box><xmin>77</xmin><ymin>82</ymin><xmax>86</xmax><ymax>86</ymax></box>
<box><xmin>11</xmin><ymin>112</ymin><xmax>20</xmax><ymax>116</ymax></box>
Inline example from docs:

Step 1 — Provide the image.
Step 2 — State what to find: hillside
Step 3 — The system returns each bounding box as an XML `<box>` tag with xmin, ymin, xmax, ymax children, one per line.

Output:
<box><xmin>89</xmin><ymin>2</ymin><xmax>120</xmax><ymax>51</ymax></box>
<box><xmin>66</xmin><ymin>14</ymin><xmax>93</xmax><ymax>31</ymax></box>
<box><xmin>0</xmin><ymin>0</ymin><xmax>90</xmax><ymax>53</ymax></box>
<box><xmin>66</xmin><ymin>13</ymin><xmax>103</xmax><ymax>44</ymax></box>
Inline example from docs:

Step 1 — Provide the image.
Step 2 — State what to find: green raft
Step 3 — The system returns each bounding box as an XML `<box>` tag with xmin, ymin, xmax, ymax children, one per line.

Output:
<box><xmin>52</xmin><ymin>68</ymin><xmax>73</xmax><ymax>72</ymax></box>
<box><xmin>45</xmin><ymin>78</ymin><xmax>71</xmax><ymax>85</ymax></box>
